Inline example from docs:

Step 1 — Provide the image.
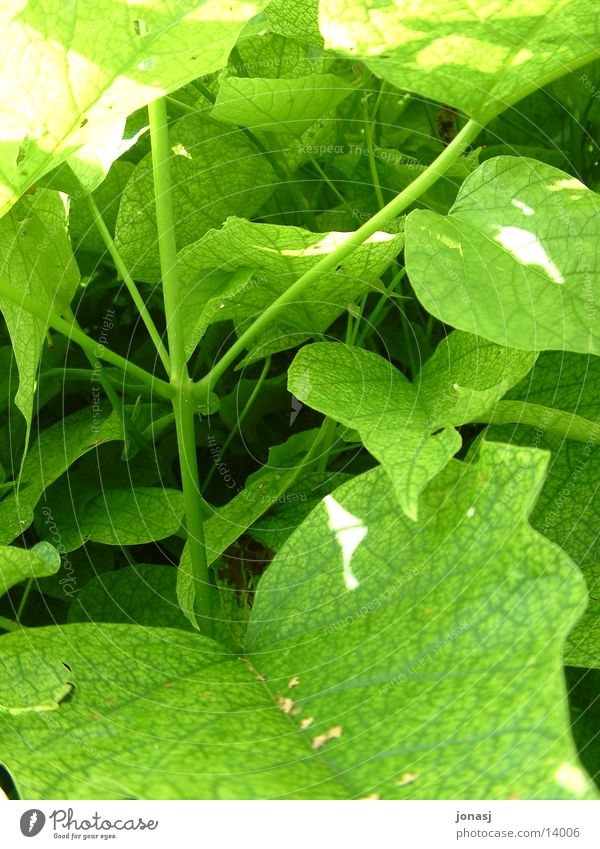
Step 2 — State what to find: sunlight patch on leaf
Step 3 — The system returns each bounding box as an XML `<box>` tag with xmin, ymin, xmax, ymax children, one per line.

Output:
<box><xmin>494</xmin><ymin>226</ymin><xmax>564</xmax><ymax>285</ymax></box>
<box><xmin>511</xmin><ymin>200</ymin><xmax>535</xmax><ymax>216</ymax></box>
<box><xmin>278</xmin><ymin>230</ymin><xmax>396</xmax><ymax>257</ymax></box>
<box><xmin>324</xmin><ymin>495</ymin><xmax>366</xmax><ymax>590</ymax></box>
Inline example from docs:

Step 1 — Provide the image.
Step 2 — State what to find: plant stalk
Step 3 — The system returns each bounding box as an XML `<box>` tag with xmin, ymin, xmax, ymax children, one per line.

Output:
<box><xmin>148</xmin><ymin>97</ymin><xmax>213</xmax><ymax>637</ymax></box>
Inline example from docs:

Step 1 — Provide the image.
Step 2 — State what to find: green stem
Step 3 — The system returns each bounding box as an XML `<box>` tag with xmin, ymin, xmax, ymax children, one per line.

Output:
<box><xmin>485</xmin><ymin>401</ymin><xmax>600</xmax><ymax>445</ymax></box>
<box><xmin>85</xmin><ymin>194</ymin><xmax>171</xmax><ymax>374</ymax></box>
<box><xmin>0</xmin><ymin>274</ymin><xmax>173</xmax><ymax>400</ymax></box>
<box><xmin>148</xmin><ymin>97</ymin><xmax>213</xmax><ymax>638</ymax></box>
<box><xmin>194</xmin><ymin>118</ymin><xmax>483</xmax><ymax>400</ymax></box>
<box><xmin>203</xmin><ymin>356</ymin><xmax>271</xmax><ymax>492</ymax></box>
<box><xmin>15</xmin><ymin>578</ymin><xmax>33</xmax><ymax>623</ymax></box>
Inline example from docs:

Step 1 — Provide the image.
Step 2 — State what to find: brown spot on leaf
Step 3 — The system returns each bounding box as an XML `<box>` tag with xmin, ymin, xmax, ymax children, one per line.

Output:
<box><xmin>288</xmin><ymin>676</ymin><xmax>300</xmax><ymax>689</ymax></box>
<box><xmin>311</xmin><ymin>725</ymin><xmax>342</xmax><ymax>749</ymax></box>
<box><xmin>300</xmin><ymin>717</ymin><xmax>314</xmax><ymax>730</ymax></box>
<box><xmin>277</xmin><ymin>696</ymin><xmax>295</xmax><ymax>714</ymax></box>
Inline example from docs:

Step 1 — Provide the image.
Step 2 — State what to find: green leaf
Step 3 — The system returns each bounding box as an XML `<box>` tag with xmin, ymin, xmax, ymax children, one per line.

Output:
<box><xmin>417</xmin><ymin>330</ymin><xmax>537</xmax><ymax>427</ymax></box>
<box><xmin>319</xmin><ymin>1</ymin><xmax>600</xmax><ymax>121</ymax></box>
<box><xmin>486</xmin><ymin>352</ymin><xmax>600</xmax><ymax>667</ymax></box>
<box><xmin>0</xmin><ymin>408</ymin><xmax>125</xmax><ymax>545</ymax></box>
<box><xmin>212</xmin><ymin>74</ymin><xmax>352</xmax><ymax>138</ymax></box>
<box><xmin>68</xmin><ymin>564</ymin><xmax>194</xmax><ymax>632</ymax></box>
<box><xmin>289</xmin><ymin>342</ymin><xmax>461</xmax><ymax>520</ymax></box>
<box><xmin>288</xmin><ymin>336</ymin><xmax>538</xmax><ymax>518</ymax></box>
<box><xmin>178</xmin><ymin>216</ymin><xmax>404</xmax><ymax>360</ymax></box>
<box><xmin>69</xmin><ymin>487</ymin><xmax>185</xmax><ymax>549</ymax></box>
<box><xmin>0</xmin><ymin>623</ymin><xmax>346</xmax><ymax>798</ymax></box>
<box><xmin>0</xmin><ymin>541</ymin><xmax>60</xmax><ymax>600</ymax></box>
<box><xmin>114</xmin><ymin>115</ymin><xmax>278</xmax><ymax>282</ymax></box>
<box><xmin>0</xmin><ymin>190</ymin><xmax>79</xmax><ymax>428</ymax></box>
<box><xmin>0</xmin><ymin>0</ymin><xmax>269</xmax><ymax>213</ymax></box>
<box><xmin>405</xmin><ymin>157</ymin><xmax>600</xmax><ymax>354</ymax></box>
<box><xmin>247</xmin><ymin>441</ymin><xmax>593</xmax><ymax>799</ymax></box>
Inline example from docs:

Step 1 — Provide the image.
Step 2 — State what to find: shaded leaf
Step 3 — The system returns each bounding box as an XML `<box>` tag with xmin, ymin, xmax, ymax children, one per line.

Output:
<box><xmin>0</xmin><ymin>190</ymin><xmax>79</xmax><ymax>428</ymax></box>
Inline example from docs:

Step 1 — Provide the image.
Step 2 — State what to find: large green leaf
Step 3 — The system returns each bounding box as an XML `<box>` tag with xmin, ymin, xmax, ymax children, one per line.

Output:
<box><xmin>247</xmin><ymin>441</ymin><xmax>593</xmax><ymax>799</ymax></box>
<box><xmin>212</xmin><ymin>74</ymin><xmax>352</xmax><ymax>138</ymax></box>
<box><xmin>0</xmin><ymin>623</ymin><xmax>346</xmax><ymax>798</ymax></box>
<box><xmin>405</xmin><ymin>157</ymin><xmax>600</xmax><ymax>355</ymax></box>
<box><xmin>178</xmin><ymin>216</ymin><xmax>404</xmax><ymax>361</ymax></box>
<box><xmin>0</xmin><ymin>0</ymin><xmax>268</xmax><ymax>214</ymax></box>
<box><xmin>486</xmin><ymin>352</ymin><xmax>600</xmax><ymax>667</ymax></box>
<box><xmin>114</xmin><ymin>115</ymin><xmax>278</xmax><ymax>282</ymax></box>
<box><xmin>0</xmin><ymin>408</ymin><xmax>125</xmax><ymax>545</ymax></box>
<box><xmin>288</xmin><ymin>334</ymin><xmax>534</xmax><ymax>519</ymax></box>
<box><xmin>319</xmin><ymin>1</ymin><xmax>600</xmax><ymax>121</ymax></box>
<box><xmin>0</xmin><ymin>190</ymin><xmax>79</xmax><ymax>428</ymax></box>
<box><xmin>1</xmin><ymin>442</ymin><xmax>594</xmax><ymax>798</ymax></box>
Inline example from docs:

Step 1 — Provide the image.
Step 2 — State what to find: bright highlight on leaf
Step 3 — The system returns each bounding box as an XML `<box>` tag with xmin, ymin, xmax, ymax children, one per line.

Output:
<box><xmin>494</xmin><ymin>226</ymin><xmax>564</xmax><ymax>285</ymax></box>
<box><xmin>323</xmin><ymin>495</ymin><xmax>366</xmax><ymax>590</ymax></box>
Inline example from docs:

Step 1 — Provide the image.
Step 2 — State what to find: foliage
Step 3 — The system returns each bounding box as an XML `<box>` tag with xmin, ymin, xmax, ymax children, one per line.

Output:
<box><xmin>0</xmin><ymin>0</ymin><xmax>599</xmax><ymax>800</ymax></box>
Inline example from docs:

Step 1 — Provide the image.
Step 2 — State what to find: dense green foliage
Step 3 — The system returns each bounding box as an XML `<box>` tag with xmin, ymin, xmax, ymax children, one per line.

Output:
<box><xmin>0</xmin><ymin>0</ymin><xmax>599</xmax><ymax>800</ymax></box>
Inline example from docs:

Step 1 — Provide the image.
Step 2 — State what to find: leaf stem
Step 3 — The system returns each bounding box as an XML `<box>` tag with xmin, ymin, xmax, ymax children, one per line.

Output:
<box><xmin>203</xmin><ymin>356</ymin><xmax>271</xmax><ymax>493</ymax></box>
<box><xmin>148</xmin><ymin>97</ymin><xmax>213</xmax><ymax>637</ymax></box>
<box><xmin>84</xmin><ymin>193</ymin><xmax>171</xmax><ymax>374</ymax></box>
<box><xmin>15</xmin><ymin>578</ymin><xmax>33</xmax><ymax>623</ymax></box>
<box><xmin>0</xmin><ymin>274</ymin><xmax>173</xmax><ymax>400</ymax></box>
<box><xmin>193</xmin><ymin>118</ymin><xmax>483</xmax><ymax>399</ymax></box>
<box><xmin>485</xmin><ymin>401</ymin><xmax>600</xmax><ymax>445</ymax></box>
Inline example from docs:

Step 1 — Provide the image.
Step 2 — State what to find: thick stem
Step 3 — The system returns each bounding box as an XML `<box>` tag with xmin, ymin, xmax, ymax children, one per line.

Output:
<box><xmin>0</xmin><ymin>274</ymin><xmax>173</xmax><ymax>400</ymax></box>
<box><xmin>148</xmin><ymin>97</ymin><xmax>213</xmax><ymax>637</ymax></box>
<box><xmin>193</xmin><ymin>118</ymin><xmax>483</xmax><ymax>400</ymax></box>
